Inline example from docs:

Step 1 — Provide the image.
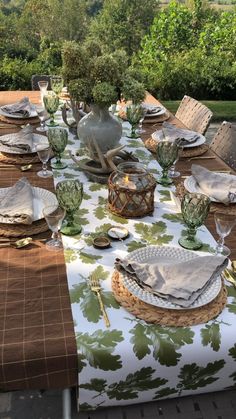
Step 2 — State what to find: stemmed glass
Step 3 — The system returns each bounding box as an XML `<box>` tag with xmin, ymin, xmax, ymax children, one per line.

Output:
<box><xmin>136</xmin><ymin>107</ymin><xmax>147</xmax><ymax>135</ymax></box>
<box><xmin>35</xmin><ymin>105</ymin><xmax>49</xmax><ymax>132</ymax></box>
<box><xmin>43</xmin><ymin>205</ymin><xmax>66</xmax><ymax>251</ymax></box>
<box><xmin>168</xmin><ymin>144</ymin><xmax>183</xmax><ymax>178</ymax></box>
<box><xmin>47</xmin><ymin>127</ymin><xmax>68</xmax><ymax>169</ymax></box>
<box><xmin>214</xmin><ymin>213</ymin><xmax>236</xmax><ymax>256</ymax></box>
<box><xmin>126</xmin><ymin>104</ymin><xmax>144</xmax><ymax>138</ymax></box>
<box><xmin>43</xmin><ymin>92</ymin><xmax>59</xmax><ymax>127</ymax></box>
<box><xmin>56</xmin><ymin>180</ymin><xmax>83</xmax><ymax>236</ymax></box>
<box><xmin>50</xmin><ymin>76</ymin><xmax>64</xmax><ymax>96</ymax></box>
<box><xmin>36</xmin><ymin>144</ymin><xmax>53</xmax><ymax>178</ymax></box>
<box><xmin>179</xmin><ymin>192</ymin><xmax>211</xmax><ymax>250</ymax></box>
<box><xmin>155</xmin><ymin>141</ymin><xmax>179</xmax><ymax>186</ymax></box>
<box><xmin>38</xmin><ymin>81</ymin><xmax>48</xmax><ymax>104</ymax></box>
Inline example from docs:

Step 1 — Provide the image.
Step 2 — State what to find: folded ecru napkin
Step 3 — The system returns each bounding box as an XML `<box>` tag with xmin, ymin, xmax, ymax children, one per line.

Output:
<box><xmin>0</xmin><ymin>125</ymin><xmax>34</xmax><ymax>152</ymax></box>
<box><xmin>161</xmin><ymin>121</ymin><xmax>200</xmax><ymax>146</ymax></box>
<box><xmin>0</xmin><ymin>178</ymin><xmax>34</xmax><ymax>224</ymax></box>
<box><xmin>143</xmin><ymin>104</ymin><xmax>163</xmax><ymax>115</ymax></box>
<box><xmin>1</xmin><ymin>97</ymin><xmax>34</xmax><ymax>118</ymax></box>
<box><xmin>191</xmin><ymin>164</ymin><xmax>236</xmax><ymax>204</ymax></box>
<box><xmin>115</xmin><ymin>253</ymin><xmax>227</xmax><ymax>307</ymax></box>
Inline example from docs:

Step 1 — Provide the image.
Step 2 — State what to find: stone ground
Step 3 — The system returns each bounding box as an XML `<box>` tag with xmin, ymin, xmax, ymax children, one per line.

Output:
<box><xmin>0</xmin><ymin>122</ymin><xmax>225</xmax><ymax>419</ymax></box>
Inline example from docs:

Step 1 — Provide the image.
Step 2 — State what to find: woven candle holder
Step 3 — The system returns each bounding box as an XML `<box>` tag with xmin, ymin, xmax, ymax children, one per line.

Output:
<box><xmin>108</xmin><ymin>162</ymin><xmax>156</xmax><ymax>218</ymax></box>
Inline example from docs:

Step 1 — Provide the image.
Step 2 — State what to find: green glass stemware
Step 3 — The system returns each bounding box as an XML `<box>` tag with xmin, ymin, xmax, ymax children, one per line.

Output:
<box><xmin>56</xmin><ymin>180</ymin><xmax>83</xmax><ymax>235</ymax></box>
<box><xmin>155</xmin><ymin>141</ymin><xmax>179</xmax><ymax>186</ymax></box>
<box><xmin>43</xmin><ymin>92</ymin><xmax>59</xmax><ymax>127</ymax></box>
<box><xmin>179</xmin><ymin>192</ymin><xmax>211</xmax><ymax>250</ymax></box>
<box><xmin>126</xmin><ymin>104</ymin><xmax>144</xmax><ymax>138</ymax></box>
<box><xmin>47</xmin><ymin>127</ymin><xmax>68</xmax><ymax>169</ymax></box>
<box><xmin>50</xmin><ymin>76</ymin><xmax>64</xmax><ymax>95</ymax></box>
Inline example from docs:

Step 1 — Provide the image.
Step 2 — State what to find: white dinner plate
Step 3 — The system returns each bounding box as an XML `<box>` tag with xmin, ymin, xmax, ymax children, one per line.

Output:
<box><xmin>120</xmin><ymin>245</ymin><xmax>222</xmax><ymax>310</ymax></box>
<box><xmin>143</xmin><ymin>104</ymin><xmax>166</xmax><ymax>118</ymax></box>
<box><xmin>184</xmin><ymin>174</ymin><xmax>236</xmax><ymax>203</ymax></box>
<box><xmin>0</xmin><ymin>106</ymin><xmax>37</xmax><ymax>119</ymax></box>
<box><xmin>0</xmin><ymin>187</ymin><xmax>57</xmax><ymax>224</ymax></box>
<box><xmin>151</xmin><ymin>130</ymin><xmax>206</xmax><ymax>148</ymax></box>
<box><xmin>0</xmin><ymin>133</ymin><xmax>49</xmax><ymax>154</ymax></box>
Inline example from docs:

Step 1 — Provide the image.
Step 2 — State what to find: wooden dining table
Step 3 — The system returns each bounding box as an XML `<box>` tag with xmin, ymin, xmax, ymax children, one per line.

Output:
<box><xmin>0</xmin><ymin>90</ymin><xmax>236</xmax><ymax>412</ymax></box>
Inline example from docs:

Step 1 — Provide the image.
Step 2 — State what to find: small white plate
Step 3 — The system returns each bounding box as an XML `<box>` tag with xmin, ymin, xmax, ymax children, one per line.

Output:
<box><xmin>0</xmin><ymin>134</ymin><xmax>49</xmax><ymax>154</ymax></box>
<box><xmin>184</xmin><ymin>174</ymin><xmax>236</xmax><ymax>203</ymax></box>
<box><xmin>151</xmin><ymin>130</ymin><xmax>206</xmax><ymax>148</ymax></box>
<box><xmin>120</xmin><ymin>245</ymin><xmax>222</xmax><ymax>310</ymax></box>
<box><xmin>107</xmin><ymin>226</ymin><xmax>129</xmax><ymax>239</ymax></box>
<box><xmin>0</xmin><ymin>187</ymin><xmax>57</xmax><ymax>223</ymax></box>
<box><xmin>144</xmin><ymin>104</ymin><xmax>166</xmax><ymax>118</ymax></box>
<box><xmin>0</xmin><ymin>107</ymin><xmax>37</xmax><ymax>119</ymax></box>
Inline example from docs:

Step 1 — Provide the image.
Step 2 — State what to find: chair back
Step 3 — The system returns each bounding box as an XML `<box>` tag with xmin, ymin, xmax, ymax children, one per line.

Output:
<box><xmin>175</xmin><ymin>95</ymin><xmax>213</xmax><ymax>135</ymax></box>
<box><xmin>31</xmin><ymin>75</ymin><xmax>52</xmax><ymax>90</ymax></box>
<box><xmin>210</xmin><ymin>121</ymin><xmax>236</xmax><ymax>170</ymax></box>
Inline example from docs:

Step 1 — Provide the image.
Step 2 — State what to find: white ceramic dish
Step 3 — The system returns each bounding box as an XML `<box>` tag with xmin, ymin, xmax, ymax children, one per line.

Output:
<box><xmin>0</xmin><ymin>133</ymin><xmax>49</xmax><ymax>154</ymax></box>
<box><xmin>184</xmin><ymin>174</ymin><xmax>236</xmax><ymax>203</ymax></box>
<box><xmin>0</xmin><ymin>187</ymin><xmax>57</xmax><ymax>223</ymax></box>
<box><xmin>151</xmin><ymin>130</ymin><xmax>206</xmax><ymax>148</ymax></box>
<box><xmin>120</xmin><ymin>245</ymin><xmax>221</xmax><ymax>310</ymax></box>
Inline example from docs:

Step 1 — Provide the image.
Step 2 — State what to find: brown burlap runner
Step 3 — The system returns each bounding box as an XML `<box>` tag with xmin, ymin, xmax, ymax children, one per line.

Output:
<box><xmin>112</xmin><ymin>270</ymin><xmax>227</xmax><ymax>326</ymax></box>
<box><xmin>176</xmin><ymin>182</ymin><xmax>236</xmax><ymax>215</ymax></box>
<box><xmin>144</xmin><ymin>137</ymin><xmax>209</xmax><ymax>158</ymax></box>
<box><xmin>0</xmin><ymin>218</ymin><xmax>49</xmax><ymax>237</ymax></box>
<box><xmin>0</xmin><ymin>151</ymin><xmax>40</xmax><ymax>164</ymax></box>
<box><xmin>0</xmin><ymin>114</ymin><xmax>39</xmax><ymax>126</ymax></box>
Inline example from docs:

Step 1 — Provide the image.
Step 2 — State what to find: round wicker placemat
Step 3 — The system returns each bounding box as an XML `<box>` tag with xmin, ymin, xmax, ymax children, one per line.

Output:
<box><xmin>0</xmin><ymin>218</ymin><xmax>49</xmax><ymax>238</ymax></box>
<box><xmin>175</xmin><ymin>182</ymin><xmax>236</xmax><ymax>215</ymax></box>
<box><xmin>0</xmin><ymin>151</ymin><xmax>40</xmax><ymax>164</ymax></box>
<box><xmin>0</xmin><ymin>114</ymin><xmax>39</xmax><ymax>126</ymax></box>
<box><xmin>144</xmin><ymin>111</ymin><xmax>170</xmax><ymax>124</ymax></box>
<box><xmin>112</xmin><ymin>270</ymin><xmax>227</xmax><ymax>326</ymax></box>
<box><xmin>144</xmin><ymin>137</ymin><xmax>209</xmax><ymax>158</ymax></box>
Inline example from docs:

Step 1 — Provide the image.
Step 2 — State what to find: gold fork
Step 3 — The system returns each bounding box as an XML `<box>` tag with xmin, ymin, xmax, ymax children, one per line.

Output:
<box><xmin>89</xmin><ymin>274</ymin><xmax>110</xmax><ymax>327</ymax></box>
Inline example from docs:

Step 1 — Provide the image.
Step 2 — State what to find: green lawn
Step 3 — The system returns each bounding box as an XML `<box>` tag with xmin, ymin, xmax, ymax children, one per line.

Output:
<box><xmin>162</xmin><ymin>101</ymin><xmax>236</xmax><ymax>122</ymax></box>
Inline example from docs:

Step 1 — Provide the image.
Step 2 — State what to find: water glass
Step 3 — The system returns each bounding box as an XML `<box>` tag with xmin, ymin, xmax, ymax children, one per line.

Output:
<box><xmin>38</xmin><ymin>81</ymin><xmax>48</xmax><ymax>104</ymax></box>
<box><xmin>56</xmin><ymin>180</ymin><xmax>83</xmax><ymax>236</ymax></box>
<box><xmin>136</xmin><ymin>107</ymin><xmax>147</xmax><ymax>135</ymax></box>
<box><xmin>47</xmin><ymin>127</ymin><xmax>68</xmax><ymax>169</ymax></box>
<box><xmin>36</xmin><ymin>144</ymin><xmax>53</xmax><ymax>178</ymax></box>
<box><xmin>43</xmin><ymin>205</ymin><xmax>65</xmax><ymax>251</ymax></box>
<box><xmin>50</xmin><ymin>76</ymin><xmax>64</xmax><ymax>95</ymax></box>
<box><xmin>155</xmin><ymin>141</ymin><xmax>179</xmax><ymax>186</ymax></box>
<box><xmin>214</xmin><ymin>213</ymin><xmax>236</xmax><ymax>256</ymax></box>
<box><xmin>35</xmin><ymin>105</ymin><xmax>49</xmax><ymax>132</ymax></box>
<box><xmin>43</xmin><ymin>92</ymin><xmax>59</xmax><ymax>127</ymax></box>
<box><xmin>179</xmin><ymin>193</ymin><xmax>211</xmax><ymax>250</ymax></box>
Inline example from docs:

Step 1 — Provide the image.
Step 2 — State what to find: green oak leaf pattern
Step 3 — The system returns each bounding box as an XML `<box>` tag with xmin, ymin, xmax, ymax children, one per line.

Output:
<box><xmin>83</xmin><ymin>224</ymin><xmax>113</xmax><ymax>246</ymax></box>
<box><xmin>78</xmin><ymin>353</ymin><xmax>87</xmax><ymax>373</ymax></box>
<box><xmin>89</xmin><ymin>183</ymin><xmax>106</xmax><ymax>192</ymax></box>
<box><xmin>129</xmin><ymin>322</ymin><xmax>194</xmax><ymax>366</ymax></box>
<box><xmin>200</xmin><ymin>323</ymin><xmax>221</xmax><ymax>351</ymax></box>
<box><xmin>79</xmin><ymin>251</ymin><xmax>102</xmax><ymax>264</ymax></box>
<box><xmin>62</xmin><ymin>172</ymin><xmax>77</xmax><ymax>179</ymax></box>
<box><xmin>148</xmin><ymin>168</ymin><xmax>160</xmax><ymax>175</ymax></box>
<box><xmin>134</xmin><ymin>150</ymin><xmax>152</xmax><ymax>164</ymax></box>
<box><xmin>177</xmin><ymin>360</ymin><xmax>225</xmax><ymax>390</ymax></box>
<box><xmin>83</xmin><ymin>192</ymin><xmax>92</xmax><ymax>200</ymax></box>
<box><xmin>109</xmin><ymin>213</ymin><xmax>128</xmax><ymax>225</ymax></box>
<box><xmin>162</xmin><ymin>213</ymin><xmax>185</xmax><ymax>225</ymax></box>
<box><xmin>227</xmin><ymin>300</ymin><xmax>236</xmax><ymax>314</ymax></box>
<box><xmin>198</xmin><ymin>243</ymin><xmax>215</xmax><ymax>254</ymax></box>
<box><xmin>74</xmin><ymin>208</ymin><xmax>89</xmax><ymax>226</ymax></box>
<box><xmin>159</xmin><ymin>190</ymin><xmax>171</xmax><ymax>202</ymax></box>
<box><xmin>127</xmin><ymin>139</ymin><xmax>145</xmax><ymax>148</ymax></box>
<box><xmin>127</xmin><ymin>240</ymin><xmax>146</xmax><ymax>252</ymax></box>
<box><xmin>228</xmin><ymin>345</ymin><xmax>236</xmax><ymax>384</ymax></box>
<box><xmin>64</xmin><ymin>248</ymin><xmax>80</xmax><ymax>263</ymax></box>
<box><xmin>134</xmin><ymin>221</ymin><xmax>173</xmax><ymax>245</ymax></box>
<box><xmin>154</xmin><ymin>387</ymin><xmax>178</xmax><ymax>399</ymax></box>
<box><xmin>226</xmin><ymin>285</ymin><xmax>236</xmax><ymax>298</ymax></box>
<box><xmin>76</xmin><ymin>330</ymin><xmax>123</xmax><ymax>370</ymax></box>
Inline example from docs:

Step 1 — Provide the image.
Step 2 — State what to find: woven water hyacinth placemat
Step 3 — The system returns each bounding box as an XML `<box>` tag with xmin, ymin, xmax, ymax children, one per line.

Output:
<box><xmin>175</xmin><ymin>182</ymin><xmax>236</xmax><ymax>215</ymax></box>
<box><xmin>144</xmin><ymin>137</ymin><xmax>209</xmax><ymax>158</ymax></box>
<box><xmin>0</xmin><ymin>218</ymin><xmax>49</xmax><ymax>237</ymax></box>
<box><xmin>0</xmin><ymin>151</ymin><xmax>40</xmax><ymax>164</ymax></box>
<box><xmin>112</xmin><ymin>270</ymin><xmax>227</xmax><ymax>326</ymax></box>
<box><xmin>119</xmin><ymin>111</ymin><xmax>170</xmax><ymax>124</ymax></box>
<box><xmin>0</xmin><ymin>114</ymin><xmax>39</xmax><ymax>126</ymax></box>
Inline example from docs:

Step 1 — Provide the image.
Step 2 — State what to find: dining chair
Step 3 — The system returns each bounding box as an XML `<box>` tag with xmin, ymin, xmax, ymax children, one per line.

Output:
<box><xmin>175</xmin><ymin>95</ymin><xmax>213</xmax><ymax>135</ymax></box>
<box><xmin>210</xmin><ymin>121</ymin><xmax>236</xmax><ymax>170</ymax></box>
<box><xmin>31</xmin><ymin>74</ymin><xmax>52</xmax><ymax>90</ymax></box>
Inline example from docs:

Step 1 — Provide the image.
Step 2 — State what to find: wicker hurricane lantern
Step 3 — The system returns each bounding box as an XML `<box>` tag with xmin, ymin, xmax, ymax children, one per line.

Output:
<box><xmin>108</xmin><ymin>162</ymin><xmax>156</xmax><ymax>218</ymax></box>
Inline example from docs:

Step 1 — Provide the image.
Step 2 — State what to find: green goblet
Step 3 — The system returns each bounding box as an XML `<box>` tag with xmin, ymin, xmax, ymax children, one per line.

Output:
<box><xmin>126</xmin><ymin>104</ymin><xmax>144</xmax><ymax>138</ymax></box>
<box><xmin>179</xmin><ymin>192</ymin><xmax>211</xmax><ymax>250</ymax></box>
<box><xmin>43</xmin><ymin>92</ymin><xmax>59</xmax><ymax>127</ymax></box>
<box><xmin>56</xmin><ymin>180</ymin><xmax>83</xmax><ymax>235</ymax></box>
<box><xmin>50</xmin><ymin>76</ymin><xmax>64</xmax><ymax>95</ymax></box>
<box><xmin>155</xmin><ymin>141</ymin><xmax>179</xmax><ymax>186</ymax></box>
<box><xmin>47</xmin><ymin>127</ymin><xmax>68</xmax><ymax>169</ymax></box>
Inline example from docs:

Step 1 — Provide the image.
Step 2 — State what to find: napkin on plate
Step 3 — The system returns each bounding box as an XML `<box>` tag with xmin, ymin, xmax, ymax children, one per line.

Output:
<box><xmin>161</xmin><ymin>121</ymin><xmax>200</xmax><ymax>145</ymax></box>
<box><xmin>143</xmin><ymin>104</ymin><xmax>163</xmax><ymax>115</ymax></box>
<box><xmin>0</xmin><ymin>125</ymin><xmax>34</xmax><ymax>152</ymax></box>
<box><xmin>0</xmin><ymin>178</ymin><xmax>34</xmax><ymax>224</ymax></box>
<box><xmin>191</xmin><ymin>164</ymin><xmax>236</xmax><ymax>204</ymax></box>
<box><xmin>1</xmin><ymin>97</ymin><xmax>34</xmax><ymax>118</ymax></box>
<box><xmin>115</xmin><ymin>253</ymin><xmax>227</xmax><ymax>307</ymax></box>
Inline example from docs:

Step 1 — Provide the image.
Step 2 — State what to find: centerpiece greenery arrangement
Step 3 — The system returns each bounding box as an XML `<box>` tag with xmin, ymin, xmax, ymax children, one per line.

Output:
<box><xmin>62</xmin><ymin>40</ymin><xmax>146</xmax><ymax>151</ymax></box>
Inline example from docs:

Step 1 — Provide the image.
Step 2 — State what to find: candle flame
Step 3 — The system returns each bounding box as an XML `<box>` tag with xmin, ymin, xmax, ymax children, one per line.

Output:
<box><xmin>124</xmin><ymin>175</ymin><xmax>129</xmax><ymax>183</ymax></box>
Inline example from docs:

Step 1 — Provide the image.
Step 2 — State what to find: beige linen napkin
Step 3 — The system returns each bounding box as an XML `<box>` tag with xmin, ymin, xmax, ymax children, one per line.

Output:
<box><xmin>191</xmin><ymin>164</ymin><xmax>236</xmax><ymax>204</ymax></box>
<box><xmin>0</xmin><ymin>125</ymin><xmax>34</xmax><ymax>152</ymax></box>
<box><xmin>161</xmin><ymin>121</ymin><xmax>200</xmax><ymax>145</ymax></box>
<box><xmin>115</xmin><ymin>253</ymin><xmax>227</xmax><ymax>307</ymax></box>
<box><xmin>144</xmin><ymin>104</ymin><xmax>163</xmax><ymax>115</ymax></box>
<box><xmin>1</xmin><ymin>97</ymin><xmax>33</xmax><ymax>118</ymax></box>
<box><xmin>0</xmin><ymin>178</ymin><xmax>34</xmax><ymax>224</ymax></box>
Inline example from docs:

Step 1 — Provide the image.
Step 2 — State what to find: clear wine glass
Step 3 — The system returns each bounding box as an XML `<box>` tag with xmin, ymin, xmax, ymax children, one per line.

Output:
<box><xmin>43</xmin><ymin>205</ymin><xmax>65</xmax><ymax>251</ymax></box>
<box><xmin>56</xmin><ymin>180</ymin><xmax>83</xmax><ymax>236</ymax></box>
<box><xmin>38</xmin><ymin>81</ymin><xmax>48</xmax><ymax>104</ymax></box>
<box><xmin>35</xmin><ymin>105</ymin><xmax>49</xmax><ymax>132</ymax></box>
<box><xmin>136</xmin><ymin>107</ymin><xmax>147</xmax><ymax>135</ymax></box>
<box><xmin>36</xmin><ymin>144</ymin><xmax>53</xmax><ymax>178</ymax></box>
<box><xmin>50</xmin><ymin>76</ymin><xmax>64</xmax><ymax>96</ymax></box>
<box><xmin>168</xmin><ymin>144</ymin><xmax>183</xmax><ymax>178</ymax></box>
<box><xmin>214</xmin><ymin>213</ymin><xmax>236</xmax><ymax>256</ymax></box>
<box><xmin>43</xmin><ymin>92</ymin><xmax>59</xmax><ymax>127</ymax></box>
<box><xmin>47</xmin><ymin>127</ymin><xmax>68</xmax><ymax>169</ymax></box>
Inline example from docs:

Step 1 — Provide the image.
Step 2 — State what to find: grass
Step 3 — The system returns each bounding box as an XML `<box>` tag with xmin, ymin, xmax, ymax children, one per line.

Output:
<box><xmin>162</xmin><ymin>101</ymin><xmax>236</xmax><ymax>122</ymax></box>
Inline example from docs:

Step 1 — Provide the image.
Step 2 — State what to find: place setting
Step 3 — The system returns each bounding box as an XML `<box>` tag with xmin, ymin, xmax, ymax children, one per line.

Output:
<box><xmin>0</xmin><ymin>96</ymin><xmax>40</xmax><ymax>126</ymax></box>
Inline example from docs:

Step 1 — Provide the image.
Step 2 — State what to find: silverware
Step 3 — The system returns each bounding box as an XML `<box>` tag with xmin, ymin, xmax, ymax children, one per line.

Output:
<box><xmin>223</xmin><ymin>268</ymin><xmax>236</xmax><ymax>287</ymax></box>
<box><xmin>89</xmin><ymin>274</ymin><xmax>110</xmax><ymax>327</ymax></box>
<box><xmin>188</xmin><ymin>156</ymin><xmax>216</xmax><ymax>162</ymax></box>
<box><xmin>0</xmin><ymin>237</ymin><xmax>33</xmax><ymax>248</ymax></box>
<box><xmin>20</xmin><ymin>164</ymin><xmax>32</xmax><ymax>171</ymax></box>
